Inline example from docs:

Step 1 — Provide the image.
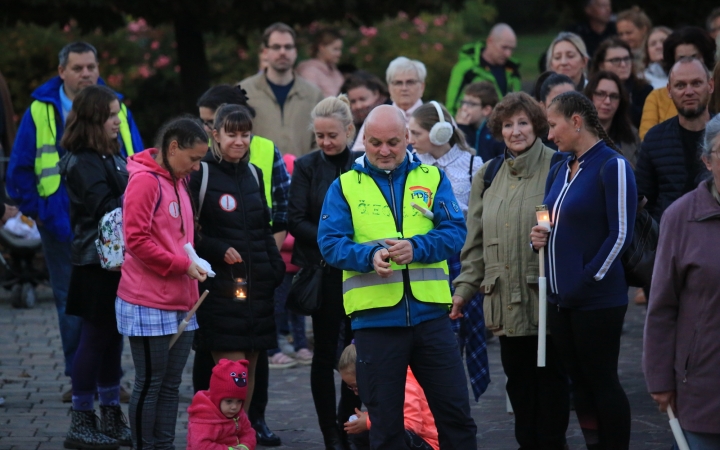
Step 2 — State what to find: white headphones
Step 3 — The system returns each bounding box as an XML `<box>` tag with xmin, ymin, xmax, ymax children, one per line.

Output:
<box><xmin>428</xmin><ymin>101</ymin><xmax>454</xmax><ymax>146</ymax></box>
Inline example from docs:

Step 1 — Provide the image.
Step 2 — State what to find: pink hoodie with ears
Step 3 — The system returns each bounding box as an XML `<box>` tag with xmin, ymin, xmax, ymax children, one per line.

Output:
<box><xmin>117</xmin><ymin>149</ymin><xmax>199</xmax><ymax>311</ymax></box>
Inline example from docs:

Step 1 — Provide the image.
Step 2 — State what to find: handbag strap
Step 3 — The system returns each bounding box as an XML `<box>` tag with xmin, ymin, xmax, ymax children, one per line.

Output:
<box><xmin>198</xmin><ymin>161</ymin><xmax>209</xmax><ymax>217</ymax></box>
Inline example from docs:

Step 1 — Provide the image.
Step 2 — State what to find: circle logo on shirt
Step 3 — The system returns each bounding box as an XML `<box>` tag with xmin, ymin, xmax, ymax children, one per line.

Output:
<box><xmin>168</xmin><ymin>201</ymin><xmax>180</xmax><ymax>218</ymax></box>
<box><xmin>219</xmin><ymin>194</ymin><xmax>237</xmax><ymax>212</ymax></box>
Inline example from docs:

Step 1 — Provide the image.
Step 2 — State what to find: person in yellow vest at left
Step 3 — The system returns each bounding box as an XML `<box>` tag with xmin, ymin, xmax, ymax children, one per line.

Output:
<box><xmin>196</xmin><ymin>84</ymin><xmax>291</xmax><ymax>447</ymax></box>
<box><xmin>6</xmin><ymin>41</ymin><xmax>144</xmax><ymax>402</ymax></box>
<box><xmin>317</xmin><ymin>105</ymin><xmax>477</xmax><ymax>449</ymax></box>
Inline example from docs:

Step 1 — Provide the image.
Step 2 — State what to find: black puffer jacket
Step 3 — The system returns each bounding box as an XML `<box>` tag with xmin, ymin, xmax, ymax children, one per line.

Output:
<box><xmin>287</xmin><ymin>148</ymin><xmax>362</xmax><ymax>268</ymax></box>
<box><xmin>636</xmin><ymin>116</ymin><xmax>711</xmax><ymax>222</ymax></box>
<box><xmin>59</xmin><ymin>149</ymin><xmax>128</xmax><ymax>265</ymax></box>
<box><xmin>189</xmin><ymin>154</ymin><xmax>285</xmax><ymax>351</ymax></box>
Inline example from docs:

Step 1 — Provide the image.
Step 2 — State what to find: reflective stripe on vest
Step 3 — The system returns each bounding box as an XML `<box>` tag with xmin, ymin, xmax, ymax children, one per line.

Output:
<box><xmin>338</xmin><ymin>165</ymin><xmax>451</xmax><ymax>315</ymax></box>
<box><xmin>249</xmin><ymin>135</ymin><xmax>274</xmax><ymax>218</ymax></box>
<box><xmin>118</xmin><ymin>103</ymin><xmax>134</xmax><ymax>156</ymax></box>
<box><xmin>31</xmin><ymin>100</ymin><xmax>134</xmax><ymax>198</ymax></box>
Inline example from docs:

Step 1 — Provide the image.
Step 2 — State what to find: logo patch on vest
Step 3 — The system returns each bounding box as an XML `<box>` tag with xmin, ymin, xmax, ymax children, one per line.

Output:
<box><xmin>409</xmin><ymin>186</ymin><xmax>433</xmax><ymax>208</ymax></box>
<box><xmin>451</xmin><ymin>201</ymin><xmax>460</xmax><ymax>213</ymax></box>
<box><xmin>322</xmin><ymin>214</ymin><xmax>329</xmax><ymax>220</ymax></box>
<box><xmin>219</xmin><ymin>194</ymin><xmax>237</xmax><ymax>212</ymax></box>
<box><xmin>168</xmin><ymin>202</ymin><xmax>180</xmax><ymax>218</ymax></box>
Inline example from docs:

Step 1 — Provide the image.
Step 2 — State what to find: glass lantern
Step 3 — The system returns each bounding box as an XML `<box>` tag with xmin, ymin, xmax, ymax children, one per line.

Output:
<box><xmin>234</xmin><ymin>278</ymin><xmax>247</xmax><ymax>302</ymax></box>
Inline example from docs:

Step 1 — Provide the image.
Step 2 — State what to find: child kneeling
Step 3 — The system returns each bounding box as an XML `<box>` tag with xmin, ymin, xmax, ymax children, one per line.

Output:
<box><xmin>339</xmin><ymin>344</ymin><xmax>439</xmax><ymax>450</ymax></box>
<box><xmin>188</xmin><ymin>359</ymin><xmax>256</xmax><ymax>450</ymax></box>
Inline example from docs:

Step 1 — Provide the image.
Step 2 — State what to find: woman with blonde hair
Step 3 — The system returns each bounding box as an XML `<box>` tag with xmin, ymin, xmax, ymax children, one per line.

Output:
<box><xmin>643</xmin><ymin>26</ymin><xmax>673</xmax><ymax>88</ymax></box>
<box><xmin>288</xmin><ymin>95</ymin><xmax>363</xmax><ymax>449</ymax></box>
<box><xmin>617</xmin><ymin>7</ymin><xmax>653</xmax><ymax>73</ymax></box>
<box><xmin>546</xmin><ymin>32</ymin><xmax>590</xmax><ymax>89</ymax></box>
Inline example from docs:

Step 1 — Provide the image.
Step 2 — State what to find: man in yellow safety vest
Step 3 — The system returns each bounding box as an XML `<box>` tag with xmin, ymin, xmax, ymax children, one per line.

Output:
<box><xmin>317</xmin><ymin>105</ymin><xmax>477</xmax><ymax>449</ymax></box>
<box><xmin>6</xmin><ymin>42</ymin><xmax>143</xmax><ymax>401</ymax></box>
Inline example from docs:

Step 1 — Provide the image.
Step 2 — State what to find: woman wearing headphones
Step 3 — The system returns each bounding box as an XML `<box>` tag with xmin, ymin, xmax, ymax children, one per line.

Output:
<box><xmin>408</xmin><ymin>101</ymin><xmax>490</xmax><ymax>402</ymax></box>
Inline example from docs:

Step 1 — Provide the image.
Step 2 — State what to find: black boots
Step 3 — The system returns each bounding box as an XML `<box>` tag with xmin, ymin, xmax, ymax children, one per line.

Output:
<box><xmin>64</xmin><ymin>409</ymin><xmax>119</xmax><ymax>449</ymax></box>
<box><xmin>253</xmin><ymin>417</ymin><xmax>282</xmax><ymax>447</ymax></box>
<box><xmin>99</xmin><ymin>405</ymin><xmax>132</xmax><ymax>447</ymax></box>
<box><xmin>321</xmin><ymin>425</ymin><xmax>349</xmax><ymax>450</ymax></box>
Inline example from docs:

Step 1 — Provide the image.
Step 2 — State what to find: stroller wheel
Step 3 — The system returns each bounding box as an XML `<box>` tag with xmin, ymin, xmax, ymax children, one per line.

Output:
<box><xmin>10</xmin><ymin>284</ymin><xmax>22</xmax><ymax>308</ymax></box>
<box><xmin>21</xmin><ymin>283</ymin><xmax>36</xmax><ymax>309</ymax></box>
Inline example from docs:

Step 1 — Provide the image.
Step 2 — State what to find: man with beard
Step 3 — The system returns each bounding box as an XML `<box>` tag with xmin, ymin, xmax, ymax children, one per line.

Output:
<box><xmin>636</xmin><ymin>56</ymin><xmax>715</xmax><ymax>222</ymax></box>
<box><xmin>342</xmin><ymin>70</ymin><xmax>390</xmax><ymax>151</ymax></box>
<box><xmin>241</xmin><ymin>23</ymin><xmax>324</xmax><ymax>157</ymax></box>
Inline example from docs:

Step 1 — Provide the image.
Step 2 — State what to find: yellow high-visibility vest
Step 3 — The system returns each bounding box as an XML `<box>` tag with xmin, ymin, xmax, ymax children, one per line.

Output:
<box><xmin>31</xmin><ymin>100</ymin><xmax>134</xmax><ymax>198</ymax></box>
<box><xmin>248</xmin><ymin>135</ymin><xmax>275</xmax><ymax>214</ymax></box>
<box><xmin>338</xmin><ymin>165</ymin><xmax>451</xmax><ymax>315</ymax></box>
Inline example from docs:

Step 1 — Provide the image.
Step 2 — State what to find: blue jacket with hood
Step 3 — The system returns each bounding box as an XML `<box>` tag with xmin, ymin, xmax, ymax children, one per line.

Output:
<box><xmin>7</xmin><ymin>76</ymin><xmax>144</xmax><ymax>242</ymax></box>
<box><xmin>318</xmin><ymin>152</ymin><xmax>467</xmax><ymax>330</ymax></box>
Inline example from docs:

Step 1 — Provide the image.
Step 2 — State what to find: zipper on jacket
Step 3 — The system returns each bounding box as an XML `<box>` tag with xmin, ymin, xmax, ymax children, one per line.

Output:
<box><xmin>388</xmin><ymin>172</ymin><xmax>412</xmax><ymax>326</ymax></box>
<box><xmin>440</xmin><ymin>201</ymin><xmax>450</xmax><ymax>220</ymax></box>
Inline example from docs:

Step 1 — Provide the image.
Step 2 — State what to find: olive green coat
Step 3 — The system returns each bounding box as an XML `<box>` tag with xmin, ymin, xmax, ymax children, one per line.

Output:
<box><xmin>453</xmin><ymin>138</ymin><xmax>557</xmax><ymax>337</ymax></box>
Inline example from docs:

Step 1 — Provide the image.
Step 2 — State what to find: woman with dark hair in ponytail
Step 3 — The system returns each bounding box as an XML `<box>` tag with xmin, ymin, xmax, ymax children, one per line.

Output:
<box><xmin>116</xmin><ymin>117</ymin><xmax>209</xmax><ymax>449</ymax></box>
<box><xmin>530</xmin><ymin>91</ymin><xmax>637</xmax><ymax>450</ymax></box>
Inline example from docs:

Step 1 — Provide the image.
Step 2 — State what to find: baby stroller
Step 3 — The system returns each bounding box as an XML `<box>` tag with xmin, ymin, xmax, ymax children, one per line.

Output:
<box><xmin>0</xmin><ymin>226</ymin><xmax>44</xmax><ymax>308</ymax></box>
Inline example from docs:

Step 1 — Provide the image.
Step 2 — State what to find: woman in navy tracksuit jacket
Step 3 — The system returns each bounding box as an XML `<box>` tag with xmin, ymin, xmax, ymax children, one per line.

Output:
<box><xmin>531</xmin><ymin>91</ymin><xmax>637</xmax><ymax>450</ymax></box>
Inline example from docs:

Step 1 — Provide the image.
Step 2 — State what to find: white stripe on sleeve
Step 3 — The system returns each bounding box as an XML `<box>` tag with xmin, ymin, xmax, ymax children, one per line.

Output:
<box><xmin>594</xmin><ymin>158</ymin><xmax>628</xmax><ymax>281</ymax></box>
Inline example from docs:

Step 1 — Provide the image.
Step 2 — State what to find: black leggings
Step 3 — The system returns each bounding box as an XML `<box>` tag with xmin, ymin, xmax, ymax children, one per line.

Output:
<box><xmin>311</xmin><ymin>270</ymin><xmax>361</xmax><ymax>431</ymax></box>
<box><xmin>547</xmin><ymin>304</ymin><xmax>630</xmax><ymax>450</ymax></box>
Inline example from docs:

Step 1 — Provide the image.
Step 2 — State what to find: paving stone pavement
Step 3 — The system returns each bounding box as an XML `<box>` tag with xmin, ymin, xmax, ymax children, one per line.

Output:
<box><xmin>0</xmin><ymin>287</ymin><xmax>675</xmax><ymax>449</ymax></box>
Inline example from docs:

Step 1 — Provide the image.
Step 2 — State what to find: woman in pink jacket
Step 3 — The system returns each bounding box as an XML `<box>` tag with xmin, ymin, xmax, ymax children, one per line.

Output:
<box><xmin>115</xmin><ymin>117</ymin><xmax>208</xmax><ymax>449</ymax></box>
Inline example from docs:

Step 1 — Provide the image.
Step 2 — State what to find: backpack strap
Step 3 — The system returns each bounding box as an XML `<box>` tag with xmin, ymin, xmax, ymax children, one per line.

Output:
<box><xmin>248</xmin><ymin>163</ymin><xmax>260</xmax><ymax>187</ymax></box>
<box><xmin>198</xmin><ymin>162</ymin><xmax>209</xmax><ymax>216</ymax></box>
<box><xmin>468</xmin><ymin>155</ymin><xmax>475</xmax><ymax>185</ymax></box>
<box><xmin>481</xmin><ymin>155</ymin><xmax>504</xmax><ymax>198</ymax></box>
<box><xmin>150</xmin><ymin>172</ymin><xmax>162</xmax><ymax>213</ymax></box>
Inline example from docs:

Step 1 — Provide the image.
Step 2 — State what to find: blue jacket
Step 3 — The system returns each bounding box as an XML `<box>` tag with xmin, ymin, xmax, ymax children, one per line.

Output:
<box><xmin>318</xmin><ymin>152</ymin><xmax>467</xmax><ymax>329</ymax></box>
<box><xmin>544</xmin><ymin>142</ymin><xmax>637</xmax><ymax>310</ymax></box>
<box><xmin>7</xmin><ymin>76</ymin><xmax>144</xmax><ymax>241</ymax></box>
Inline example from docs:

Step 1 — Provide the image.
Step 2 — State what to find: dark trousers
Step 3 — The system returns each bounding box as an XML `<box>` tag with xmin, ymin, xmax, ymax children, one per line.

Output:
<box><xmin>354</xmin><ymin>316</ymin><xmax>477</xmax><ymax>450</ymax></box>
<box><xmin>311</xmin><ymin>271</ymin><xmax>361</xmax><ymax>431</ymax></box>
<box><xmin>547</xmin><ymin>304</ymin><xmax>630</xmax><ymax>450</ymax></box>
<box><xmin>71</xmin><ymin>317</ymin><xmax>123</xmax><ymax>396</ymax></box>
<box><xmin>499</xmin><ymin>335</ymin><xmax>570</xmax><ymax>450</ymax></box>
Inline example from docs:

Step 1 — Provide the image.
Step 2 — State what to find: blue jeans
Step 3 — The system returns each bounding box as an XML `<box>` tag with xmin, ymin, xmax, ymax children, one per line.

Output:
<box><xmin>38</xmin><ymin>226</ymin><xmax>82</xmax><ymax>377</ymax></box>
<box><xmin>675</xmin><ymin>430</ymin><xmax>720</xmax><ymax>450</ymax></box>
<box><xmin>354</xmin><ymin>316</ymin><xmax>477</xmax><ymax>449</ymax></box>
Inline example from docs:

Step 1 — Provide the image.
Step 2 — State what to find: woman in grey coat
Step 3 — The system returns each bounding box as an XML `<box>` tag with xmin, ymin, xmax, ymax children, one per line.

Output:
<box><xmin>643</xmin><ymin>115</ymin><xmax>720</xmax><ymax>447</ymax></box>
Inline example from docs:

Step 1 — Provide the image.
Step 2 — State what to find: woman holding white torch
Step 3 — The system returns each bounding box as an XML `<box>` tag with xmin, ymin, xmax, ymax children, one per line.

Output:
<box><xmin>451</xmin><ymin>92</ymin><xmax>570</xmax><ymax>450</ymax></box>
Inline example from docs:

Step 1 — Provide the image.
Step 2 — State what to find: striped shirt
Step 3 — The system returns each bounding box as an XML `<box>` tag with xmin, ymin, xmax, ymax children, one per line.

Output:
<box><xmin>115</xmin><ymin>297</ymin><xmax>198</xmax><ymax>337</ymax></box>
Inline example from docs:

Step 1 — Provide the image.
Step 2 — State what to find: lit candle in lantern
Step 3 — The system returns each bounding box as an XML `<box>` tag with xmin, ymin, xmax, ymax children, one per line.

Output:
<box><xmin>234</xmin><ymin>278</ymin><xmax>247</xmax><ymax>302</ymax></box>
<box><xmin>535</xmin><ymin>205</ymin><xmax>551</xmax><ymax>231</ymax></box>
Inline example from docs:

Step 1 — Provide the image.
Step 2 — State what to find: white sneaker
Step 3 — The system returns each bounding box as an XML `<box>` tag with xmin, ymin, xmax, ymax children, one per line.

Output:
<box><xmin>295</xmin><ymin>348</ymin><xmax>313</xmax><ymax>365</ymax></box>
<box><xmin>268</xmin><ymin>352</ymin><xmax>298</xmax><ymax>369</ymax></box>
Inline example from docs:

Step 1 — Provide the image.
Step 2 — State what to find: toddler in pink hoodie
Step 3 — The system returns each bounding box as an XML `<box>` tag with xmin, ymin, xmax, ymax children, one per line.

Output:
<box><xmin>187</xmin><ymin>359</ymin><xmax>256</xmax><ymax>450</ymax></box>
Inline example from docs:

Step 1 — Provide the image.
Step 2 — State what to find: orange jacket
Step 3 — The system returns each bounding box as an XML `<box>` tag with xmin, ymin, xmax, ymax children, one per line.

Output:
<box><xmin>367</xmin><ymin>368</ymin><xmax>439</xmax><ymax>450</ymax></box>
<box><xmin>639</xmin><ymin>88</ymin><xmax>678</xmax><ymax>140</ymax></box>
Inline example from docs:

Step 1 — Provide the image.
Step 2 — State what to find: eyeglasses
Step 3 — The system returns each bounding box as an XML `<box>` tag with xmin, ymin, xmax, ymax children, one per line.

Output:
<box><xmin>390</xmin><ymin>79</ymin><xmax>420</xmax><ymax>88</ymax></box>
<box><xmin>201</xmin><ymin>120</ymin><xmax>214</xmax><ymax>129</ymax></box>
<box><xmin>460</xmin><ymin>100</ymin><xmax>483</xmax><ymax>108</ymax></box>
<box><xmin>267</xmin><ymin>44</ymin><xmax>295</xmax><ymax>51</ymax></box>
<box><xmin>604</xmin><ymin>56</ymin><xmax>632</xmax><ymax>67</ymax></box>
<box><xmin>593</xmin><ymin>91</ymin><xmax>620</xmax><ymax>102</ymax></box>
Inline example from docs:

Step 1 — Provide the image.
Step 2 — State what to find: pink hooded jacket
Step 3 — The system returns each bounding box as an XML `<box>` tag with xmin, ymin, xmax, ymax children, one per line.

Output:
<box><xmin>187</xmin><ymin>391</ymin><xmax>256</xmax><ymax>450</ymax></box>
<box><xmin>117</xmin><ymin>149</ymin><xmax>199</xmax><ymax>311</ymax></box>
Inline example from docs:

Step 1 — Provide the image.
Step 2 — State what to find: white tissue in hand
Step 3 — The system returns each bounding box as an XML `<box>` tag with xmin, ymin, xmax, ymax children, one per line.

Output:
<box><xmin>183</xmin><ymin>243</ymin><xmax>216</xmax><ymax>277</ymax></box>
